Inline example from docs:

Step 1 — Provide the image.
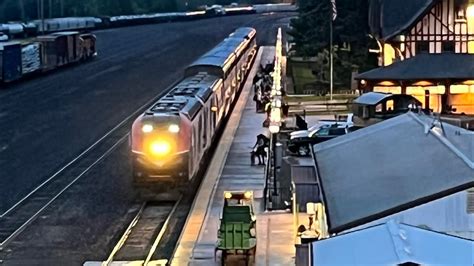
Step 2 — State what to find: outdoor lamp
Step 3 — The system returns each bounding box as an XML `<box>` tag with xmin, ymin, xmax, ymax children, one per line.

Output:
<box><xmin>270</xmin><ymin>108</ymin><xmax>281</xmax><ymax>123</ymax></box>
<box><xmin>269</xmin><ymin>122</ymin><xmax>280</xmax><ymax>133</ymax></box>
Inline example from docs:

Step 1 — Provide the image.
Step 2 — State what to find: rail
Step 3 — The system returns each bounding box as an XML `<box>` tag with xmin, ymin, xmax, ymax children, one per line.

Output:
<box><xmin>103</xmin><ymin>198</ymin><xmax>181</xmax><ymax>266</ymax></box>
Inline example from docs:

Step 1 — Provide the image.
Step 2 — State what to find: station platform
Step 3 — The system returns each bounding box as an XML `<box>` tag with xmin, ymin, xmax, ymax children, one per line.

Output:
<box><xmin>171</xmin><ymin>47</ymin><xmax>295</xmax><ymax>266</ymax></box>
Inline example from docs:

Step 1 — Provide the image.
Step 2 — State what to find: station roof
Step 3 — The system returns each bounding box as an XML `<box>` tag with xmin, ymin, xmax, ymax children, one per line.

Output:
<box><xmin>313</xmin><ymin>112</ymin><xmax>474</xmax><ymax>233</ymax></box>
<box><xmin>356</xmin><ymin>53</ymin><xmax>474</xmax><ymax>82</ymax></box>
<box><xmin>369</xmin><ymin>0</ymin><xmax>433</xmax><ymax>40</ymax></box>
<box><xmin>312</xmin><ymin>220</ymin><xmax>474</xmax><ymax>265</ymax></box>
<box><xmin>353</xmin><ymin>92</ymin><xmax>392</xmax><ymax>105</ymax></box>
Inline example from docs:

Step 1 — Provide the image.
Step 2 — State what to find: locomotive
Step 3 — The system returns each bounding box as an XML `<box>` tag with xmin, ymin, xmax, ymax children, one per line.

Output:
<box><xmin>130</xmin><ymin>27</ymin><xmax>256</xmax><ymax>185</ymax></box>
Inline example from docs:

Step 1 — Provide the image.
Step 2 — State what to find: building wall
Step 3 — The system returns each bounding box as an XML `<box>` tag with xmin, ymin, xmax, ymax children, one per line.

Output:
<box><xmin>381</xmin><ymin>0</ymin><xmax>474</xmax><ymax>66</ymax></box>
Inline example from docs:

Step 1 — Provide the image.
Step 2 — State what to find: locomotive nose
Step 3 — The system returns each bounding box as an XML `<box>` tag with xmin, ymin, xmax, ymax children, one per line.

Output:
<box><xmin>149</xmin><ymin>140</ymin><xmax>171</xmax><ymax>156</ymax></box>
<box><xmin>139</xmin><ymin>123</ymin><xmax>181</xmax><ymax>159</ymax></box>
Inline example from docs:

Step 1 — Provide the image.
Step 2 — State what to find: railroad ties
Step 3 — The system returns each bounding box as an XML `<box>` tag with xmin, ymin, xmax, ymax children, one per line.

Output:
<box><xmin>91</xmin><ymin>200</ymin><xmax>180</xmax><ymax>266</ymax></box>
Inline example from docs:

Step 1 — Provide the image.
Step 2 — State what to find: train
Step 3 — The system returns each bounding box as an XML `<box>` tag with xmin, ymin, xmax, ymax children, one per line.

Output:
<box><xmin>130</xmin><ymin>27</ymin><xmax>257</xmax><ymax>185</ymax></box>
<box><xmin>0</xmin><ymin>31</ymin><xmax>96</xmax><ymax>83</ymax></box>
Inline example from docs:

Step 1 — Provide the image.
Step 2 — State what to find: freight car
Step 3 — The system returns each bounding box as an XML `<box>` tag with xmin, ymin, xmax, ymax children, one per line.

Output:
<box><xmin>0</xmin><ymin>31</ymin><xmax>96</xmax><ymax>83</ymax></box>
<box><xmin>31</xmin><ymin>17</ymin><xmax>100</xmax><ymax>34</ymax></box>
<box><xmin>130</xmin><ymin>27</ymin><xmax>256</xmax><ymax>185</ymax></box>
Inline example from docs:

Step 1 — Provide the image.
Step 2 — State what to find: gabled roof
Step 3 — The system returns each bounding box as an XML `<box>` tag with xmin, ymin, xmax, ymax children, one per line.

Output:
<box><xmin>356</xmin><ymin>53</ymin><xmax>474</xmax><ymax>81</ymax></box>
<box><xmin>369</xmin><ymin>0</ymin><xmax>434</xmax><ymax>40</ymax></box>
<box><xmin>312</xmin><ymin>220</ymin><xmax>474</xmax><ymax>265</ymax></box>
<box><xmin>313</xmin><ymin>112</ymin><xmax>474</xmax><ymax>233</ymax></box>
<box><xmin>348</xmin><ymin>190</ymin><xmax>474</xmax><ymax>240</ymax></box>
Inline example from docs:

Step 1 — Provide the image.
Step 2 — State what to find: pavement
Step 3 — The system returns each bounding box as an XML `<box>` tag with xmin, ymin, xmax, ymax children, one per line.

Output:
<box><xmin>0</xmin><ymin>13</ymin><xmax>296</xmax><ymax>265</ymax></box>
<box><xmin>171</xmin><ymin>47</ymin><xmax>295</xmax><ymax>266</ymax></box>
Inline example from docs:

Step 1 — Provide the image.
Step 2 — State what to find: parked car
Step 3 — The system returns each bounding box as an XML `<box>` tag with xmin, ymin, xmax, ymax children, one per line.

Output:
<box><xmin>290</xmin><ymin>113</ymin><xmax>354</xmax><ymax>139</ymax></box>
<box><xmin>288</xmin><ymin>124</ymin><xmax>351</xmax><ymax>156</ymax></box>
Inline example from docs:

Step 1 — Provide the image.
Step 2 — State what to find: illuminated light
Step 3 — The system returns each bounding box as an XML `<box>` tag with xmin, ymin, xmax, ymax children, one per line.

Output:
<box><xmin>224</xmin><ymin>192</ymin><xmax>232</xmax><ymax>199</ymax></box>
<box><xmin>467</xmin><ymin>5</ymin><xmax>474</xmax><ymax>18</ymax></box>
<box><xmin>377</xmin><ymin>81</ymin><xmax>396</xmax><ymax>86</ymax></box>
<box><xmin>244</xmin><ymin>191</ymin><xmax>253</xmax><ymax>199</ymax></box>
<box><xmin>373</xmin><ymin>86</ymin><xmax>402</xmax><ymax>94</ymax></box>
<box><xmin>450</xmin><ymin>84</ymin><xmax>470</xmax><ymax>94</ymax></box>
<box><xmin>412</xmin><ymin>80</ymin><xmax>434</xmax><ymax>86</ymax></box>
<box><xmin>462</xmin><ymin>80</ymin><xmax>474</xmax><ymax>85</ymax></box>
<box><xmin>149</xmin><ymin>141</ymin><xmax>171</xmax><ymax>156</ymax></box>
<box><xmin>142</xmin><ymin>124</ymin><xmax>153</xmax><ymax>133</ymax></box>
<box><xmin>383</xmin><ymin>43</ymin><xmax>395</xmax><ymax>66</ymax></box>
<box><xmin>270</xmin><ymin>108</ymin><xmax>281</xmax><ymax>123</ymax></box>
<box><xmin>211</xmin><ymin>106</ymin><xmax>218</xmax><ymax>112</ymax></box>
<box><xmin>272</xmin><ymin>99</ymin><xmax>282</xmax><ymax>108</ymax></box>
<box><xmin>360</xmin><ymin>79</ymin><xmax>367</xmax><ymax>86</ymax></box>
<box><xmin>406</xmin><ymin>86</ymin><xmax>445</xmax><ymax>95</ymax></box>
<box><xmin>168</xmin><ymin>124</ymin><xmax>180</xmax><ymax>133</ymax></box>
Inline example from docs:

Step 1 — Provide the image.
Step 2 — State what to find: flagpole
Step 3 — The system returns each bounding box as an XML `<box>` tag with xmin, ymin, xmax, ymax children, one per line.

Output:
<box><xmin>329</xmin><ymin>7</ymin><xmax>334</xmax><ymax>101</ymax></box>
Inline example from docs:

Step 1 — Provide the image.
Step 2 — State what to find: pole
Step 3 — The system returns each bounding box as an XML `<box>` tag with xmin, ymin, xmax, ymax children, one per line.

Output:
<box><xmin>41</xmin><ymin>0</ymin><xmax>45</xmax><ymax>35</ymax></box>
<box><xmin>329</xmin><ymin>15</ymin><xmax>334</xmax><ymax>101</ymax></box>
<box><xmin>37</xmin><ymin>0</ymin><xmax>40</xmax><ymax>20</ymax></box>
<box><xmin>272</xmin><ymin>133</ymin><xmax>278</xmax><ymax>196</ymax></box>
<box><xmin>49</xmin><ymin>0</ymin><xmax>52</xmax><ymax>18</ymax></box>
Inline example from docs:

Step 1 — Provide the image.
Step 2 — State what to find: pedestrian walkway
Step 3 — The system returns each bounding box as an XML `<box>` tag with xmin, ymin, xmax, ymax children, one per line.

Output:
<box><xmin>171</xmin><ymin>47</ymin><xmax>295</xmax><ymax>266</ymax></box>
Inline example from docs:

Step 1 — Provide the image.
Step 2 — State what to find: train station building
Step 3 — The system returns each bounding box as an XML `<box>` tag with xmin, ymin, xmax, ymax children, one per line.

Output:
<box><xmin>357</xmin><ymin>0</ymin><xmax>474</xmax><ymax>116</ymax></box>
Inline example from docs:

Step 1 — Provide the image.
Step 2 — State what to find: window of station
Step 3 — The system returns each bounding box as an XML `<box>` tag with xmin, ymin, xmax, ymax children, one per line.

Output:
<box><xmin>416</xmin><ymin>41</ymin><xmax>429</xmax><ymax>54</ymax></box>
<box><xmin>442</xmin><ymin>41</ymin><xmax>455</xmax><ymax>52</ymax></box>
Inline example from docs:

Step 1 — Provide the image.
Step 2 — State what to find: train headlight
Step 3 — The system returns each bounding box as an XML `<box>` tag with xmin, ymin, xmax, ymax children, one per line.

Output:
<box><xmin>224</xmin><ymin>192</ymin><xmax>232</xmax><ymax>199</ymax></box>
<box><xmin>149</xmin><ymin>141</ymin><xmax>171</xmax><ymax>156</ymax></box>
<box><xmin>142</xmin><ymin>124</ymin><xmax>154</xmax><ymax>133</ymax></box>
<box><xmin>168</xmin><ymin>124</ymin><xmax>180</xmax><ymax>133</ymax></box>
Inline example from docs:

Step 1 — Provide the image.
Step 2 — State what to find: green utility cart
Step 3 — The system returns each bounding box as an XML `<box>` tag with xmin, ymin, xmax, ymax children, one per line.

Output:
<box><xmin>216</xmin><ymin>191</ymin><xmax>257</xmax><ymax>266</ymax></box>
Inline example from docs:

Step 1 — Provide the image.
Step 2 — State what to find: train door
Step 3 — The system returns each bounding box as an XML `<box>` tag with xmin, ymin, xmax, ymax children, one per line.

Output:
<box><xmin>224</xmin><ymin>77</ymin><xmax>232</xmax><ymax>117</ymax></box>
<box><xmin>201</xmin><ymin>110</ymin><xmax>208</xmax><ymax>151</ymax></box>
<box><xmin>211</xmin><ymin>95</ymin><xmax>218</xmax><ymax>134</ymax></box>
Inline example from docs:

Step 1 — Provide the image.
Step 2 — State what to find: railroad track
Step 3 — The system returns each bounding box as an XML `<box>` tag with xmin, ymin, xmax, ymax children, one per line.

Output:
<box><xmin>0</xmin><ymin>74</ymin><xmax>182</xmax><ymax>249</ymax></box>
<box><xmin>102</xmin><ymin>200</ymin><xmax>181</xmax><ymax>266</ymax></box>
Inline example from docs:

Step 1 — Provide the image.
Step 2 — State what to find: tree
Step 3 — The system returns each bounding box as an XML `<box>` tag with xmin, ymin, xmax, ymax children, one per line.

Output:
<box><xmin>289</xmin><ymin>0</ymin><xmax>377</xmax><ymax>88</ymax></box>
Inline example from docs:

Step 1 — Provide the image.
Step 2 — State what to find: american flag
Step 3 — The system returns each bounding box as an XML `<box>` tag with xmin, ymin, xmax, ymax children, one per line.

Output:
<box><xmin>331</xmin><ymin>0</ymin><xmax>337</xmax><ymax>21</ymax></box>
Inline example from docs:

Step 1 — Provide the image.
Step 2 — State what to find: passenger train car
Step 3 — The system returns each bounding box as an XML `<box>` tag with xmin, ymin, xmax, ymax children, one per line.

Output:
<box><xmin>130</xmin><ymin>27</ymin><xmax>256</xmax><ymax>184</ymax></box>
